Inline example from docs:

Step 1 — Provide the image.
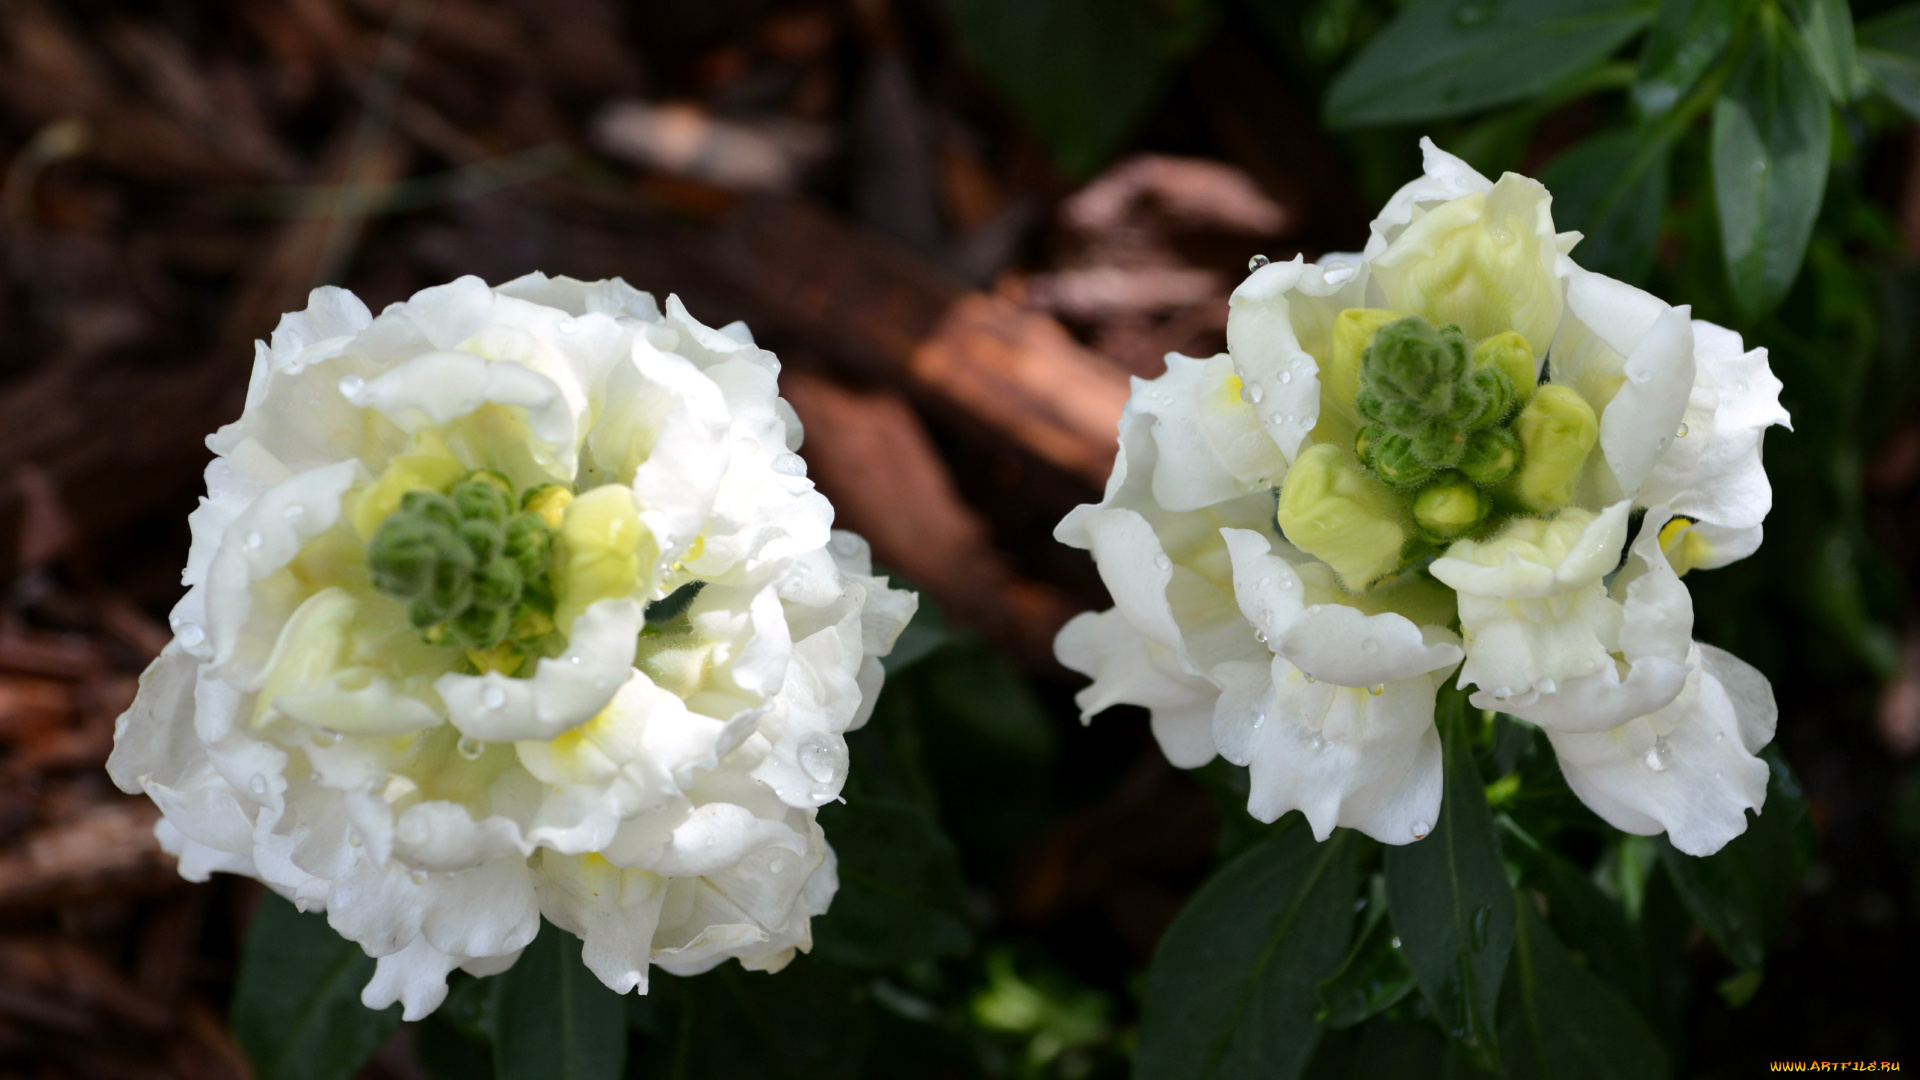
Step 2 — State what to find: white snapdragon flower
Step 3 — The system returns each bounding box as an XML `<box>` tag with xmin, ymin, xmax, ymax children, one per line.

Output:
<box><xmin>1056</xmin><ymin>140</ymin><xmax>1788</xmax><ymax>856</ymax></box>
<box><xmin>107</xmin><ymin>274</ymin><xmax>916</xmax><ymax>1018</ymax></box>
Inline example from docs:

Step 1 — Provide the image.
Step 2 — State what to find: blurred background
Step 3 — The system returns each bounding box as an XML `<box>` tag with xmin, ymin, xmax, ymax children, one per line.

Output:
<box><xmin>0</xmin><ymin>0</ymin><xmax>1916</xmax><ymax>1075</ymax></box>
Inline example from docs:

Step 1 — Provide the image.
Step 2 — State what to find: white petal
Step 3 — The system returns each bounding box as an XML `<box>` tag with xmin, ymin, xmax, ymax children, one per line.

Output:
<box><xmin>1360</xmin><ymin>137</ymin><xmax>1494</xmax><ymax>261</ymax></box>
<box><xmin>1053</xmin><ymin>609</ymin><xmax>1220</xmax><ymax>768</ymax></box>
<box><xmin>1140</xmin><ymin>354</ymin><xmax>1249</xmax><ymax>510</ymax></box>
<box><xmin>439</xmin><ymin>599</ymin><xmax>645</xmax><ymax>742</ymax></box>
<box><xmin>535</xmin><ymin>851</ymin><xmax>669</xmax><ymax>994</ymax></box>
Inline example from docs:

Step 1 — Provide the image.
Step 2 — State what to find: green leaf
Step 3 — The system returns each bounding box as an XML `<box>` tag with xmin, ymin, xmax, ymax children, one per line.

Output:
<box><xmin>1384</xmin><ymin>691</ymin><xmax>1514</xmax><ymax>1072</ymax></box>
<box><xmin>1785</xmin><ymin>0</ymin><xmax>1861</xmax><ymax>101</ymax></box>
<box><xmin>1858</xmin><ymin>4</ymin><xmax>1920</xmax><ymax>121</ymax></box>
<box><xmin>672</xmin><ymin>958</ymin><xmax>873</xmax><ymax>1079</ymax></box>
<box><xmin>1497</xmin><ymin>901</ymin><xmax>1672</xmax><ymax>1080</ymax></box>
<box><xmin>1633</xmin><ymin>0</ymin><xmax>1749</xmax><ymax>115</ymax></box>
<box><xmin>230</xmin><ymin>893</ymin><xmax>401</xmax><ymax>1080</ymax></box>
<box><xmin>1541</xmin><ymin>128</ymin><xmax>1670</xmax><ymax>282</ymax></box>
<box><xmin>1502</xmin><ymin>825</ymin><xmax>1653</xmax><ymax>1021</ymax></box>
<box><xmin>1654</xmin><ymin>747</ymin><xmax>1814</xmax><ymax>970</ymax></box>
<box><xmin>1314</xmin><ymin>879</ymin><xmax>1416</xmax><ymax>1030</ymax></box>
<box><xmin>1325</xmin><ymin>0</ymin><xmax>1656</xmax><ymax>128</ymax></box>
<box><xmin>943</xmin><ymin>0</ymin><xmax>1219</xmax><ymax>176</ymax></box>
<box><xmin>492</xmin><ymin>921</ymin><xmax>626</xmax><ymax>1080</ymax></box>
<box><xmin>1136</xmin><ymin>821</ymin><xmax>1363</xmax><ymax>1080</ymax></box>
<box><xmin>812</xmin><ymin>798</ymin><xmax>973</xmax><ymax>968</ymax></box>
<box><xmin>1712</xmin><ymin>11</ymin><xmax>1834</xmax><ymax>316</ymax></box>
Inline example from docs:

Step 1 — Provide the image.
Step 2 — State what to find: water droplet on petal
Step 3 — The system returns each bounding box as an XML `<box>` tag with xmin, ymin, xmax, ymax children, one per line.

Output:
<box><xmin>559</xmin><ymin>318</ymin><xmax>579</xmax><ymax>334</ymax></box>
<box><xmin>457</xmin><ymin>736</ymin><xmax>484</xmax><ymax>760</ymax></box>
<box><xmin>313</xmin><ymin>728</ymin><xmax>342</xmax><ymax>747</ymax></box>
<box><xmin>769</xmin><ymin>857</ymin><xmax>785</xmax><ymax>874</ymax></box>
<box><xmin>1153</xmin><ymin>553</ymin><xmax>1172</xmax><ymax>571</ymax></box>
<box><xmin>1248</xmin><ymin>254</ymin><xmax>1270</xmax><ymax>272</ymax></box>
<box><xmin>283</xmin><ymin>504</ymin><xmax>306</xmax><ymax>522</ymax></box>
<box><xmin>1305</xmin><ymin>673</ymin><xmax>1315</xmax><ymax>683</ymax></box>
<box><xmin>1252</xmin><ymin>711</ymin><xmax>1266</xmax><ymax>730</ymax></box>
<box><xmin>798</xmin><ymin>733</ymin><xmax>844</xmax><ymax>784</ymax></box>
<box><xmin>483</xmin><ymin>686</ymin><xmax>506</xmax><ymax>710</ymax></box>
<box><xmin>245</xmin><ymin>531</ymin><xmax>264</xmax><ymax>550</ymax></box>
<box><xmin>772</xmin><ymin>453</ymin><xmax>807</xmax><ymax>477</ymax></box>
<box><xmin>1254</xmin><ymin>630</ymin><xmax>1268</xmax><ymax>644</ymax></box>
<box><xmin>1278</xmin><ymin>371</ymin><xmax>1292</xmax><ymax>384</ymax></box>
<box><xmin>1677</xmin><ymin>422</ymin><xmax>1690</xmax><ymax>437</ymax></box>
<box><xmin>1409</xmin><ymin>822</ymin><xmax>1430</xmax><ymax>841</ymax></box>
<box><xmin>410</xmin><ymin>869</ymin><xmax>429</xmax><ymax>886</ymax></box>
<box><xmin>1538</xmin><ymin>678</ymin><xmax>1557</xmax><ymax>694</ymax></box>
<box><xmin>1279</xmin><ymin>578</ymin><xmax>1294</xmax><ymax>590</ymax></box>
<box><xmin>1369</xmin><ymin>685</ymin><xmax>1384</xmax><ymax>696</ymax></box>
<box><xmin>1713</xmin><ymin>730</ymin><xmax>1725</xmax><ymax>743</ymax></box>
<box><xmin>1248</xmin><ymin>384</ymin><xmax>1265</xmax><ymax>403</ymax></box>
<box><xmin>1491</xmin><ymin>685</ymin><xmax>1512</xmax><ymax>700</ymax></box>
<box><xmin>248</xmin><ymin>774</ymin><xmax>268</xmax><ymax>797</ymax></box>
<box><xmin>338</xmin><ymin>374</ymin><xmax>366</xmax><ymax>398</ymax></box>
<box><xmin>348</xmin><ymin>831</ymin><xmax>363</xmax><ymax>847</ymax></box>
<box><xmin>1634</xmin><ymin>369</ymin><xmax>1652</xmax><ymax>384</ymax></box>
<box><xmin>1361</xmin><ymin>639</ymin><xmax>1378</xmax><ymax>654</ymax></box>
<box><xmin>1644</xmin><ymin>737</ymin><xmax>1672</xmax><ymax>772</ymax></box>
<box><xmin>174</xmin><ymin>622</ymin><xmax>206</xmax><ymax>648</ymax></box>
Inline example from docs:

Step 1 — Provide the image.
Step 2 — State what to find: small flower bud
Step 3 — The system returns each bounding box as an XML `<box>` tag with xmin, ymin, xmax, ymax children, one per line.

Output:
<box><xmin>1370</xmin><ymin>431</ymin><xmax>1436</xmax><ymax>488</ymax></box>
<box><xmin>457</xmin><ymin>519</ymin><xmax>504</xmax><ymax>564</ymax></box>
<box><xmin>1363</xmin><ymin>316</ymin><xmax>1472</xmax><ymax>414</ymax></box>
<box><xmin>474</xmin><ymin>556</ymin><xmax>524</xmax><ymax>610</ymax></box>
<box><xmin>521</xmin><ymin>484</ymin><xmax>575</xmax><ymax>530</ymax></box>
<box><xmin>1459</xmin><ymin>426</ymin><xmax>1521</xmax><ymax>486</ymax></box>
<box><xmin>401</xmin><ymin>490</ymin><xmax>461</xmax><ymax>531</ymax></box>
<box><xmin>1470</xmin><ymin>330</ymin><xmax>1536</xmax><ymax>408</ymax></box>
<box><xmin>368</xmin><ymin>514</ymin><xmax>452</xmax><ymax>600</ymax></box>
<box><xmin>1324</xmin><ymin>308</ymin><xmax>1403</xmax><ymax>423</ymax></box>
<box><xmin>503</xmin><ymin>511</ymin><xmax>553</xmax><ymax>578</ymax></box>
<box><xmin>1275</xmin><ymin>444</ymin><xmax>1410</xmax><ymax>591</ymax></box>
<box><xmin>1507</xmin><ymin>384</ymin><xmax>1599</xmax><ymax>513</ymax></box>
<box><xmin>452</xmin><ymin>477</ymin><xmax>513</xmax><ymax>524</ymax></box>
<box><xmin>1412</xmin><ymin>474</ymin><xmax>1488</xmax><ymax>542</ymax></box>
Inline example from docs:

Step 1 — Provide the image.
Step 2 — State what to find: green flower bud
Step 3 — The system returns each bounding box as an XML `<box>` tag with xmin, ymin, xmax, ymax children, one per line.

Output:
<box><xmin>368</xmin><ymin>514</ymin><xmax>452</xmax><ymax>599</ymax></box>
<box><xmin>474</xmin><ymin>556</ymin><xmax>524</xmax><ymax>609</ymax></box>
<box><xmin>1459</xmin><ymin>426</ymin><xmax>1521</xmax><ymax>485</ymax></box>
<box><xmin>503</xmin><ymin>511</ymin><xmax>552</xmax><ymax>579</ymax></box>
<box><xmin>457</xmin><ymin>519</ymin><xmax>505</xmax><ymax>564</ymax></box>
<box><xmin>426</xmin><ymin>540</ymin><xmax>475</xmax><ymax>620</ymax></box>
<box><xmin>1362</xmin><ymin>316</ymin><xmax>1472</xmax><ymax>417</ymax></box>
<box><xmin>522</xmin><ymin>484</ymin><xmax>574</xmax><ymax>529</ymax></box>
<box><xmin>1413</xmin><ymin>473</ymin><xmax>1488</xmax><ymax>542</ymax></box>
<box><xmin>1507</xmin><ymin>384</ymin><xmax>1599</xmax><ymax>513</ymax></box>
<box><xmin>452</xmin><ymin>477</ymin><xmax>513</xmax><ymax>524</ymax></box>
<box><xmin>401</xmin><ymin>490</ymin><xmax>460</xmax><ymax>530</ymax></box>
<box><xmin>1470</xmin><ymin>330</ymin><xmax>1536</xmax><ymax>408</ymax></box>
<box><xmin>1370</xmin><ymin>430</ymin><xmax>1436</xmax><ymax>487</ymax></box>
<box><xmin>1275</xmin><ymin>444</ymin><xmax>1410</xmax><ymax>591</ymax></box>
<box><xmin>1408</xmin><ymin>424</ymin><xmax>1468</xmax><ymax>471</ymax></box>
<box><xmin>449</xmin><ymin>603</ymin><xmax>511</xmax><ymax>650</ymax></box>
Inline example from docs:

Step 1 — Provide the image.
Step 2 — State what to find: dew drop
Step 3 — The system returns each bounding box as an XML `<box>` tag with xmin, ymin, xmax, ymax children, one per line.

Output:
<box><xmin>1451</xmin><ymin>0</ymin><xmax>1496</xmax><ymax>27</ymax></box>
<box><xmin>1153</xmin><ymin>553</ymin><xmax>1172</xmax><ymax>571</ymax></box>
<box><xmin>283</xmin><ymin>504</ymin><xmax>306</xmax><ymax>522</ymax></box>
<box><xmin>1538</xmin><ymin>678</ymin><xmax>1557</xmax><ymax>694</ymax></box>
<box><xmin>772</xmin><ymin>453</ymin><xmax>807</xmax><ymax>477</ymax></box>
<box><xmin>1248</xmin><ymin>253</ymin><xmax>1271</xmax><ymax>272</ymax></box>
<box><xmin>1278</xmin><ymin>578</ymin><xmax>1294</xmax><ymax>590</ymax></box>
<box><xmin>245</xmin><ymin>531</ymin><xmax>264</xmax><ymax>550</ymax></box>
<box><xmin>1254</xmin><ymin>630</ymin><xmax>1268</xmax><ymax>644</ymax></box>
<box><xmin>1472</xmin><ymin>904</ymin><xmax>1492</xmax><ymax>949</ymax></box>
<box><xmin>769</xmin><ymin>857</ymin><xmax>785</xmax><ymax>874</ymax></box>
<box><xmin>1369</xmin><ymin>685</ymin><xmax>1384</xmax><ymax>696</ymax></box>
<box><xmin>1633</xmin><ymin>369</ymin><xmax>1652</xmax><ymax>384</ymax></box>
<box><xmin>1713</xmin><ymin>730</ymin><xmax>1725</xmax><ymax>743</ymax></box>
<box><xmin>1677</xmin><ymin>422</ymin><xmax>1690</xmax><ymax>438</ymax></box>
<box><xmin>1491</xmin><ymin>685</ymin><xmax>1512</xmax><ymax>700</ymax></box>
<box><xmin>568</xmin><ymin>655</ymin><xmax>582</xmax><ymax>666</ymax></box>
<box><xmin>410</xmin><ymin>869</ymin><xmax>429</xmax><ymax>886</ymax></box>
<box><xmin>1304</xmin><ymin>673</ymin><xmax>1315</xmax><ymax>683</ymax></box>
<box><xmin>483</xmin><ymin>686</ymin><xmax>507</xmax><ymax>710</ymax></box>
<box><xmin>1410</xmin><ymin>821</ymin><xmax>1430</xmax><ymax>841</ymax></box>
<box><xmin>248</xmin><ymin>774</ymin><xmax>268</xmax><ymax>797</ymax></box>
<box><xmin>1252</xmin><ymin>711</ymin><xmax>1267</xmax><ymax>730</ymax></box>
<box><xmin>457</xmin><ymin>736</ymin><xmax>484</xmax><ymax>760</ymax></box>
<box><xmin>313</xmin><ymin>728</ymin><xmax>342</xmax><ymax>747</ymax></box>
<box><xmin>798</xmin><ymin>734</ymin><xmax>844</xmax><ymax>784</ymax></box>
<box><xmin>348</xmin><ymin>831</ymin><xmax>363</xmax><ymax>847</ymax></box>
<box><xmin>1643</xmin><ymin>737</ymin><xmax>1673</xmax><ymax>772</ymax></box>
<box><xmin>174</xmin><ymin>622</ymin><xmax>206</xmax><ymax>648</ymax></box>
<box><xmin>1361</xmin><ymin>639</ymin><xmax>1378</xmax><ymax>654</ymax></box>
<box><xmin>1391</xmin><ymin>935</ymin><xmax>1404</xmax><ymax>949</ymax></box>
<box><xmin>1278</xmin><ymin>371</ymin><xmax>1292</xmax><ymax>384</ymax></box>
<box><xmin>558</xmin><ymin>318</ymin><xmax>579</xmax><ymax>334</ymax></box>
<box><xmin>1247</xmin><ymin>384</ymin><xmax>1265</xmax><ymax>404</ymax></box>
<box><xmin>337</xmin><ymin>374</ymin><xmax>366</xmax><ymax>398</ymax></box>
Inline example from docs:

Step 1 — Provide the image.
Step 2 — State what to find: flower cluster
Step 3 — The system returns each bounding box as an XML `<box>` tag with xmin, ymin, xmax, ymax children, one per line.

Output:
<box><xmin>107</xmin><ymin>274</ymin><xmax>915</xmax><ymax>1018</ymax></box>
<box><xmin>1056</xmin><ymin>140</ymin><xmax>1788</xmax><ymax>856</ymax></box>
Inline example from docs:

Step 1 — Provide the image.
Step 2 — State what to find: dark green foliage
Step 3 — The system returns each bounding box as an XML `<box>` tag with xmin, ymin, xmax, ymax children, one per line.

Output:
<box><xmin>812</xmin><ymin>798</ymin><xmax>974</xmax><ymax>968</ymax></box>
<box><xmin>1136</xmin><ymin>823</ymin><xmax>1363</xmax><ymax>1080</ymax></box>
<box><xmin>231</xmin><ymin>894</ymin><xmax>401</xmax><ymax>1080</ymax></box>
<box><xmin>491</xmin><ymin>921</ymin><xmax>627</xmax><ymax>1080</ymax></box>
<box><xmin>1495</xmin><ymin>903</ymin><xmax>1672</xmax><ymax>1079</ymax></box>
<box><xmin>1384</xmin><ymin>692</ymin><xmax>1515</xmax><ymax>1072</ymax></box>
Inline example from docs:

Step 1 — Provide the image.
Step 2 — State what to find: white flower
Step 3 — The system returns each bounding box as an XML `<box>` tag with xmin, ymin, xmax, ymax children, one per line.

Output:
<box><xmin>107</xmin><ymin>274</ymin><xmax>916</xmax><ymax>1018</ymax></box>
<box><xmin>1056</xmin><ymin>139</ymin><xmax>1787</xmax><ymax>855</ymax></box>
